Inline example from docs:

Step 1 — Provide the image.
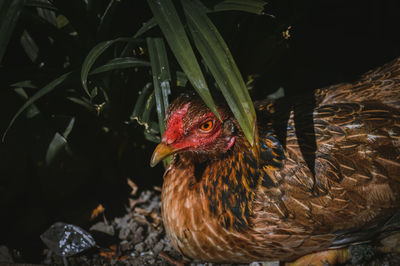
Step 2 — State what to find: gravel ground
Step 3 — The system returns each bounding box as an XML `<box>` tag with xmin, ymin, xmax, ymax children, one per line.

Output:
<box><xmin>1</xmin><ymin>188</ymin><xmax>399</xmax><ymax>266</ymax></box>
<box><xmin>42</xmin><ymin>189</ymin><xmax>183</xmax><ymax>266</ymax></box>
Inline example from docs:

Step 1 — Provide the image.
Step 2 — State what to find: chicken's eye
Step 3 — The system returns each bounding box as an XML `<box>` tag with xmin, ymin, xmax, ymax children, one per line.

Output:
<box><xmin>199</xmin><ymin>120</ymin><xmax>214</xmax><ymax>132</ymax></box>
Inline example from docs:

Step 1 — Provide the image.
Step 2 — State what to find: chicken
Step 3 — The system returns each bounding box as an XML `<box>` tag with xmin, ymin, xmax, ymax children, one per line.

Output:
<box><xmin>150</xmin><ymin>57</ymin><xmax>400</xmax><ymax>264</ymax></box>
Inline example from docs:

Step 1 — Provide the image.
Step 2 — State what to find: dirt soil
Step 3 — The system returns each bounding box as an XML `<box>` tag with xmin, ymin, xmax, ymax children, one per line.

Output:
<box><xmin>1</xmin><ymin>188</ymin><xmax>399</xmax><ymax>266</ymax></box>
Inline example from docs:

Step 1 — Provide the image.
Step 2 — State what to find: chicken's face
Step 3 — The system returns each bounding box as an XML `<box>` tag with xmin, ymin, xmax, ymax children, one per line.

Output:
<box><xmin>150</xmin><ymin>95</ymin><xmax>236</xmax><ymax>167</ymax></box>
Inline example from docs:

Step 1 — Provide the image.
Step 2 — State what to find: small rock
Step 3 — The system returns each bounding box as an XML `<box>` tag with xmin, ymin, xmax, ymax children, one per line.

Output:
<box><xmin>132</xmin><ymin>213</ymin><xmax>148</xmax><ymax>225</ymax></box>
<box><xmin>139</xmin><ymin>190</ymin><xmax>152</xmax><ymax>203</ymax></box>
<box><xmin>134</xmin><ymin>242</ymin><xmax>145</xmax><ymax>253</ymax></box>
<box><xmin>144</xmin><ymin>230</ymin><xmax>159</xmax><ymax>246</ymax></box>
<box><xmin>114</xmin><ymin>214</ymin><xmax>132</xmax><ymax>229</ymax></box>
<box><xmin>90</xmin><ymin>221</ymin><xmax>115</xmax><ymax>236</ymax></box>
<box><xmin>140</xmin><ymin>250</ymin><xmax>153</xmax><ymax>256</ymax></box>
<box><xmin>131</xmin><ymin>221</ymin><xmax>139</xmax><ymax>230</ymax></box>
<box><xmin>147</xmin><ymin>195</ymin><xmax>161</xmax><ymax>211</ymax></box>
<box><xmin>40</xmin><ymin>222</ymin><xmax>96</xmax><ymax>257</ymax></box>
<box><xmin>120</xmin><ymin>240</ymin><xmax>131</xmax><ymax>252</ymax></box>
<box><xmin>118</xmin><ymin>226</ymin><xmax>131</xmax><ymax>240</ymax></box>
<box><xmin>131</xmin><ymin>226</ymin><xmax>145</xmax><ymax>245</ymax></box>
<box><xmin>249</xmin><ymin>262</ymin><xmax>280</xmax><ymax>266</ymax></box>
<box><xmin>153</xmin><ymin>242</ymin><xmax>164</xmax><ymax>255</ymax></box>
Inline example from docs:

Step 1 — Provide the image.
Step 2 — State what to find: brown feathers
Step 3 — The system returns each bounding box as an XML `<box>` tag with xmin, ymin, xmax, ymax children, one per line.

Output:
<box><xmin>155</xmin><ymin>57</ymin><xmax>400</xmax><ymax>263</ymax></box>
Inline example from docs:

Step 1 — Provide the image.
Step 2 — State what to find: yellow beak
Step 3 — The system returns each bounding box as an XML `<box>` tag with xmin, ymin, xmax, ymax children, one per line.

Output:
<box><xmin>150</xmin><ymin>142</ymin><xmax>177</xmax><ymax>167</ymax></box>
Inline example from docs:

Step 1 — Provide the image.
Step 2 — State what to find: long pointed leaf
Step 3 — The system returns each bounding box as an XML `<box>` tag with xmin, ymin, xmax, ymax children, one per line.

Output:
<box><xmin>141</xmin><ymin>92</ymin><xmax>156</xmax><ymax>128</ymax></box>
<box><xmin>147</xmin><ymin>0</ymin><xmax>220</xmax><ymax>120</ymax></box>
<box><xmin>0</xmin><ymin>0</ymin><xmax>25</xmax><ymax>63</ymax></box>
<box><xmin>130</xmin><ymin>82</ymin><xmax>153</xmax><ymax>126</ymax></box>
<box><xmin>182</xmin><ymin>0</ymin><xmax>257</xmax><ymax>146</ymax></box>
<box><xmin>97</xmin><ymin>0</ymin><xmax>117</xmax><ymax>37</ymax></box>
<box><xmin>13</xmin><ymin>87</ymin><xmax>40</xmax><ymax>119</ymax></box>
<box><xmin>89</xmin><ymin>57</ymin><xmax>150</xmax><ymax>75</ymax></box>
<box><xmin>2</xmin><ymin>72</ymin><xmax>72</xmax><ymax>142</ymax></box>
<box><xmin>213</xmin><ymin>0</ymin><xmax>266</xmax><ymax>14</ymax></box>
<box><xmin>134</xmin><ymin>17</ymin><xmax>157</xmax><ymax>38</ymax></box>
<box><xmin>67</xmin><ymin>97</ymin><xmax>97</xmax><ymax>113</ymax></box>
<box><xmin>10</xmin><ymin>80</ymin><xmax>37</xmax><ymax>89</ymax></box>
<box><xmin>147</xmin><ymin>37</ymin><xmax>171</xmax><ymax>134</ymax></box>
<box><xmin>45</xmin><ymin>132</ymin><xmax>67</xmax><ymax>165</ymax></box>
<box><xmin>81</xmin><ymin>37</ymin><xmax>132</xmax><ymax>96</ymax></box>
<box><xmin>138</xmin><ymin>0</ymin><xmax>266</xmax><ymax>42</ymax></box>
<box><xmin>25</xmin><ymin>0</ymin><xmax>58</xmax><ymax>11</ymax></box>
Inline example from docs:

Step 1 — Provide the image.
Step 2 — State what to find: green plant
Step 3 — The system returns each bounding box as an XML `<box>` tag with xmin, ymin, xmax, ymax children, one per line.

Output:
<box><xmin>1</xmin><ymin>0</ymin><xmax>266</xmax><ymax>151</ymax></box>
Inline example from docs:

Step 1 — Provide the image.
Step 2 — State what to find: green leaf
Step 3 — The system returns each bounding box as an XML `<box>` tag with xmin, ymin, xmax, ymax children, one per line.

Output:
<box><xmin>131</xmin><ymin>89</ymin><xmax>157</xmax><ymax>134</ymax></box>
<box><xmin>135</xmin><ymin>0</ymin><xmax>266</xmax><ymax>40</ymax></box>
<box><xmin>182</xmin><ymin>0</ymin><xmax>257</xmax><ymax>145</ymax></box>
<box><xmin>10</xmin><ymin>80</ymin><xmax>38</xmax><ymax>89</ymax></box>
<box><xmin>67</xmin><ymin>97</ymin><xmax>97</xmax><ymax>113</ymax></box>
<box><xmin>267</xmin><ymin>87</ymin><xmax>285</xmax><ymax>100</ymax></box>
<box><xmin>130</xmin><ymin>82</ymin><xmax>153</xmax><ymax>125</ymax></box>
<box><xmin>45</xmin><ymin>132</ymin><xmax>67</xmax><ymax>165</ymax></box>
<box><xmin>147</xmin><ymin>37</ymin><xmax>171</xmax><ymax>135</ymax></box>
<box><xmin>134</xmin><ymin>17</ymin><xmax>157</xmax><ymax>38</ymax></box>
<box><xmin>147</xmin><ymin>0</ymin><xmax>220</xmax><ymax>120</ymax></box>
<box><xmin>142</xmin><ymin>92</ymin><xmax>156</xmax><ymax>128</ymax></box>
<box><xmin>0</xmin><ymin>0</ymin><xmax>25</xmax><ymax>63</ymax></box>
<box><xmin>60</xmin><ymin>116</ymin><xmax>75</xmax><ymax>139</ymax></box>
<box><xmin>144</xmin><ymin>128</ymin><xmax>160</xmax><ymax>143</ymax></box>
<box><xmin>25</xmin><ymin>0</ymin><xmax>58</xmax><ymax>11</ymax></box>
<box><xmin>146</xmin><ymin>121</ymin><xmax>161</xmax><ymax>135</ymax></box>
<box><xmin>89</xmin><ymin>57</ymin><xmax>150</xmax><ymax>75</ymax></box>
<box><xmin>20</xmin><ymin>31</ymin><xmax>39</xmax><ymax>62</ymax></box>
<box><xmin>13</xmin><ymin>88</ymin><xmax>40</xmax><ymax>119</ymax></box>
<box><xmin>213</xmin><ymin>0</ymin><xmax>266</xmax><ymax>14</ymax></box>
<box><xmin>2</xmin><ymin>72</ymin><xmax>72</xmax><ymax>142</ymax></box>
<box><xmin>45</xmin><ymin>116</ymin><xmax>75</xmax><ymax>165</ymax></box>
<box><xmin>81</xmin><ymin>37</ymin><xmax>132</xmax><ymax>97</ymax></box>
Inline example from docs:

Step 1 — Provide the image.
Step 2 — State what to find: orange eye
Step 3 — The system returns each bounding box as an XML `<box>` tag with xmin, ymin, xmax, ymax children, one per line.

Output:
<box><xmin>199</xmin><ymin>120</ymin><xmax>214</xmax><ymax>132</ymax></box>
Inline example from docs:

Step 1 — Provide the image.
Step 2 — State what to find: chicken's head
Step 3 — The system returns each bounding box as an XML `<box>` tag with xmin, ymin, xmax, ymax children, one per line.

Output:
<box><xmin>150</xmin><ymin>94</ymin><xmax>237</xmax><ymax>167</ymax></box>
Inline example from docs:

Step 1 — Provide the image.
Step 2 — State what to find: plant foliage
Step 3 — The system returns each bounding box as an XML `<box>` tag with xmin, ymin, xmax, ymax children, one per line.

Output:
<box><xmin>1</xmin><ymin>0</ymin><xmax>267</xmax><ymax>167</ymax></box>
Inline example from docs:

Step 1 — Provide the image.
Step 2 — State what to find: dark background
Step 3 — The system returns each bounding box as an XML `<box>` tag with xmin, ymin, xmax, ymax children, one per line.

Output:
<box><xmin>1</xmin><ymin>0</ymin><xmax>399</xmax><ymax>263</ymax></box>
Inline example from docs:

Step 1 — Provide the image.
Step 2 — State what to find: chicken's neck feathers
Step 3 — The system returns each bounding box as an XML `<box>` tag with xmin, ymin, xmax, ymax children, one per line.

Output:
<box><xmin>177</xmin><ymin>132</ymin><xmax>285</xmax><ymax>231</ymax></box>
